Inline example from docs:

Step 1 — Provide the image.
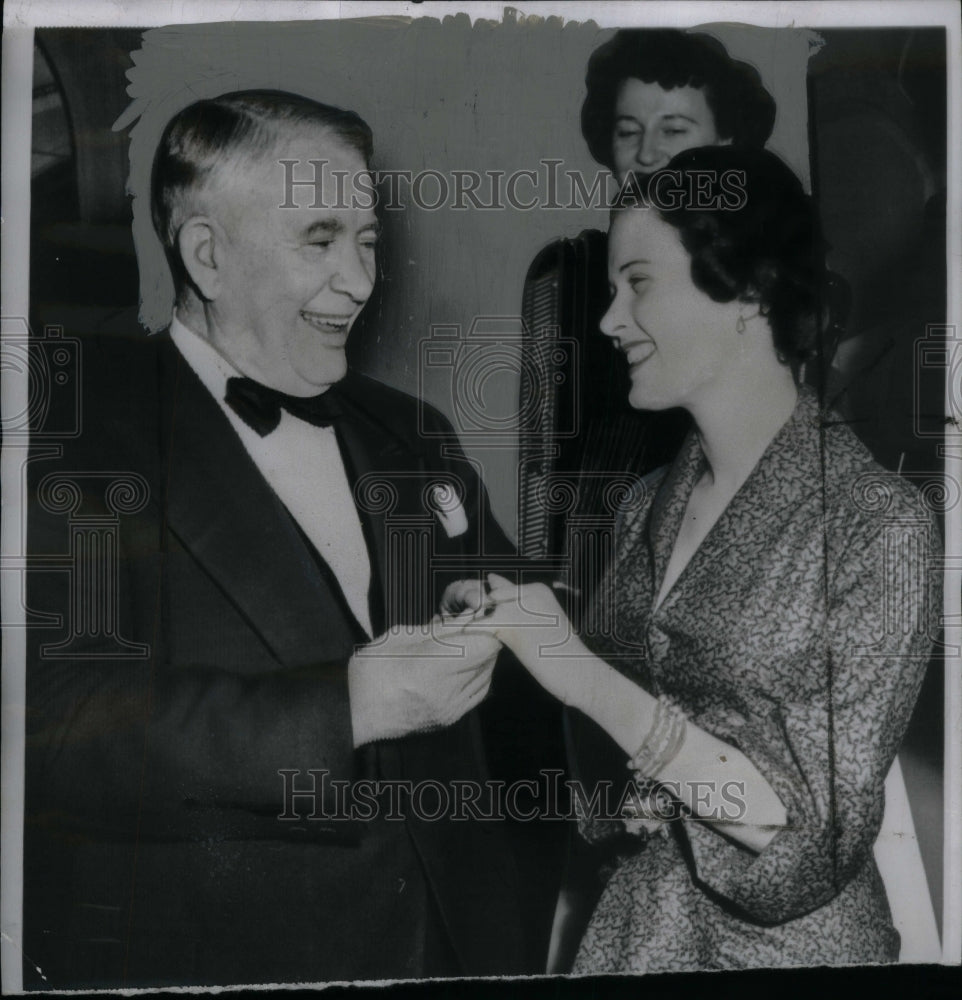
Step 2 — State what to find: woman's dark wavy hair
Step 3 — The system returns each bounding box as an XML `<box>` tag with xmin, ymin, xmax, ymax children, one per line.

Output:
<box><xmin>623</xmin><ymin>146</ymin><xmax>827</xmax><ymax>369</ymax></box>
<box><xmin>582</xmin><ymin>29</ymin><xmax>776</xmax><ymax>171</ymax></box>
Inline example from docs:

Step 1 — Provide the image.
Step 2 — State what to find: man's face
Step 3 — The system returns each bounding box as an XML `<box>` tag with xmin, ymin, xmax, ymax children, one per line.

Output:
<box><xmin>207</xmin><ymin>128</ymin><xmax>378</xmax><ymax>395</ymax></box>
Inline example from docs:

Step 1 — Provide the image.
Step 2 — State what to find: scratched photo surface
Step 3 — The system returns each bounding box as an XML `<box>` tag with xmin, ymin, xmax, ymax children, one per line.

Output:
<box><xmin>4</xmin><ymin>3</ymin><xmax>956</xmax><ymax>992</ymax></box>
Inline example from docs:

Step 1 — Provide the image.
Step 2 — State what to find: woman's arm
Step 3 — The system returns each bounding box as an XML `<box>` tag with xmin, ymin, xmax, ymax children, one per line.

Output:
<box><xmin>466</xmin><ymin>474</ymin><xmax>940</xmax><ymax>924</ymax></box>
<box><xmin>466</xmin><ymin>576</ymin><xmax>787</xmax><ymax>851</ymax></box>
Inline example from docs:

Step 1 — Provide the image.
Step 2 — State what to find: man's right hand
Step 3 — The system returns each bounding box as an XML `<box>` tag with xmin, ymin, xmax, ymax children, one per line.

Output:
<box><xmin>347</xmin><ymin>620</ymin><xmax>501</xmax><ymax>746</ymax></box>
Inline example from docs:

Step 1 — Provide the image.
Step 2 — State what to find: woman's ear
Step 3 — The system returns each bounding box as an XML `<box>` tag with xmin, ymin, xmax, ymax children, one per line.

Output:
<box><xmin>735</xmin><ymin>301</ymin><xmax>767</xmax><ymax>338</ymax></box>
<box><xmin>177</xmin><ymin>217</ymin><xmax>222</xmax><ymax>301</ymax></box>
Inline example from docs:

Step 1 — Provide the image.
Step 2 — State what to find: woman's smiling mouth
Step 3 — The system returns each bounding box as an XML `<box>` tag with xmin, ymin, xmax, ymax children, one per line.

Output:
<box><xmin>623</xmin><ymin>341</ymin><xmax>656</xmax><ymax>369</ymax></box>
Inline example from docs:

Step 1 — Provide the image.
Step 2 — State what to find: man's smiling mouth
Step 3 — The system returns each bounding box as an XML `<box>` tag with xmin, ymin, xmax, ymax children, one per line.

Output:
<box><xmin>300</xmin><ymin>311</ymin><xmax>353</xmax><ymax>336</ymax></box>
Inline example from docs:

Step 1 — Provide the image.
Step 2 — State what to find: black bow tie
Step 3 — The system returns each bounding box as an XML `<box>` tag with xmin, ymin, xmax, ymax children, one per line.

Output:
<box><xmin>225</xmin><ymin>376</ymin><xmax>345</xmax><ymax>436</ymax></box>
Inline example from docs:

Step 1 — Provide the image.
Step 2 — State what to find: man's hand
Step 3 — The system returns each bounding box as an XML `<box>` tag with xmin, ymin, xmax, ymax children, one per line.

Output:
<box><xmin>439</xmin><ymin>577</ymin><xmax>489</xmax><ymax>618</ymax></box>
<box><xmin>348</xmin><ymin>620</ymin><xmax>501</xmax><ymax>746</ymax></box>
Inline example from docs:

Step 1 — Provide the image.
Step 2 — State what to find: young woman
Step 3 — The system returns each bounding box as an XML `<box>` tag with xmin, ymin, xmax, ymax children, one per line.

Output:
<box><xmin>521</xmin><ymin>29</ymin><xmax>784</xmax><ymax>554</ymax></box>
<box><xmin>467</xmin><ymin>146</ymin><xmax>939</xmax><ymax>971</ymax></box>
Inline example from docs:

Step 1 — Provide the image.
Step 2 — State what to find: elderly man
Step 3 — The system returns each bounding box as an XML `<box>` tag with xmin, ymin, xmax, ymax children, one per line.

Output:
<box><xmin>24</xmin><ymin>90</ymin><xmax>531</xmax><ymax>988</ymax></box>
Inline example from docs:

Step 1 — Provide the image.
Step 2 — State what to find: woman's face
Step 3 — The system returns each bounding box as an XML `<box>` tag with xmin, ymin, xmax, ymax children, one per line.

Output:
<box><xmin>600</xmin><ymin>208</ymin><xmax>744</xmax><ymax>412</ymax></box>
<box><xmin>612</xmin><ymin>78</ymin><xmax>724</xmax><ymax>181</ymax></box>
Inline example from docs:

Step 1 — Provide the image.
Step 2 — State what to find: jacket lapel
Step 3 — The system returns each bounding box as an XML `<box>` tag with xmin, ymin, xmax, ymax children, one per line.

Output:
<box><xmin>646</xmin><ymin>428</ymin><xmax>705</xmax><ymax>605</ymax></box>
<box><xmin>688</xmin><ymin>390</ymin><xmax>825</xmax><ymax>577</ymax></box>
<box><xmin>159</xmin><ymin>339</ymin><xmax>361</xmax><ymax>666</ymax></box>
<box><xmin>651</xmin><ymin>388</ymin><xmax>825</xmax><ymax>617</ymax></box>
<box><xmin>333</xmin><ymin>378</ymin><xmax>432</xmax><ymax>633</ymax></box>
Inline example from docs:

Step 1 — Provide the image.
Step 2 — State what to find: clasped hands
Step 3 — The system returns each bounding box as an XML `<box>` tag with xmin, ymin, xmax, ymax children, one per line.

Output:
<box><xmin>441</xmin><ymin>573</ymin><xmax>580</xmax><ymax>658</ymax></box>
<box><xmin>348</xmin><ymin>574</ymin><xmax>582</xmax><ymax>747</ymax></box>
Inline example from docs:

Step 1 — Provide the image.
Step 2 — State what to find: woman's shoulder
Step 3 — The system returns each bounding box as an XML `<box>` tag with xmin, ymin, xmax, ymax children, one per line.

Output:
<box><xmin>818</xmin><ymin>408</ymin><xmax>931</xmax><ymax>527</ymax></box>
<box><xmin>759</xmin><ymin>388</ymin><xmax>940</xmax><ymax>583</ymax></box>
<box><xmin>800</xmin><ymin>397</ymin><xmax>942</xmax><ymax>600</ymax></box>
<box><xmin>781</xmin><ymin>387</ymin><xmax>924</xmax><ymax>516</ymax></box>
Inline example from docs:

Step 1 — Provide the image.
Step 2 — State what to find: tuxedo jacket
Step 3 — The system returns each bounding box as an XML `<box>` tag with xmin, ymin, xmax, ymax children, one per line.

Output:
<box><xmin>24</xmin><ymin>331</ymin><xmax>535</xmax><ymax>988</ymax></box>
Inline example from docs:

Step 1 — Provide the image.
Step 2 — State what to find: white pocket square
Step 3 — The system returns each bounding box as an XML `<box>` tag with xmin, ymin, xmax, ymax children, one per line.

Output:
<box><xmin>430</xmin><ymin>484</ymin><xmax>468</xmax><ymax>538</ymax></box>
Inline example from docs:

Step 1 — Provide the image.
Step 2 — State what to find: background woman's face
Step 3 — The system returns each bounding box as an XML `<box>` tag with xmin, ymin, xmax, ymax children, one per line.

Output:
<box><xmin>612</xmin><ymin>78</ymin><xmax>724</xmax><ymax>181</ymax></box>
<box><xmin>600</xmin><ymin>208</ymin><xmax>744</xmax><ymax>412</ymax></box>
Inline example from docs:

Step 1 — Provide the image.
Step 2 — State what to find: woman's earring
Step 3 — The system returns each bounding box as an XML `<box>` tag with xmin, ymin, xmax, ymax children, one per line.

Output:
<box><xmin>736</xmin><ymin>314</ymin><xmax>747</xmax><ymax>335</ymax></box>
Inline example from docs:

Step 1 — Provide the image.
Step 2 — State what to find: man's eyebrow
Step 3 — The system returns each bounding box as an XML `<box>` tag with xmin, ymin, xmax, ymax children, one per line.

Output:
<box><xmin>301</xmin><ymin>218</ymin><xmax>344</xmax><ymax>239</ymax></box>
<box><xmin>614</xmin><ymin>113</ymin><xmax>697</xmax><ymax>124</ymax></box>
<box><xmin>300</xmin><ymin>219</ymin><xmax>381</xmax><ymax>239</ymax></box>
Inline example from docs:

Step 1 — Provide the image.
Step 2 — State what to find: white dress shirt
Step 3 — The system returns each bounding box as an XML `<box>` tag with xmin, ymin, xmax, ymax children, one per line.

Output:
<box><xmin>169</xmin><ymin>316</ymin><xmax>373</xmax><ymax>638</ymax></box>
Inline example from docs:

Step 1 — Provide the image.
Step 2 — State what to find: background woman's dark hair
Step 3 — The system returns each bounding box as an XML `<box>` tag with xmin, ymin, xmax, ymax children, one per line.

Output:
<box><xmin>635</xmin><ymin>146</ymin><xmax>827</xmax><ymax>368</ymax></box>
<box><xmin>582</xmin><ymin>29</ymin><xmax>776</xmax><ymax>171</ymax></box>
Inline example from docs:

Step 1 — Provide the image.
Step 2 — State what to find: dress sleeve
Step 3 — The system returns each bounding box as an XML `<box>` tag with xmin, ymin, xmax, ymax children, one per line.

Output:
<box><xmin>679</xmin><ymin>503</ymin><xmax>941</xmax><ymax>924</ymax></box>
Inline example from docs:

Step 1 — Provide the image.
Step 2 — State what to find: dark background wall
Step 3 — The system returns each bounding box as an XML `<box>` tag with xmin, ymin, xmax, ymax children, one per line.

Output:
<box><xmin>808</xmin><ymin>28</ymin><xmax>948</xmax><ymax>930</ymax></box>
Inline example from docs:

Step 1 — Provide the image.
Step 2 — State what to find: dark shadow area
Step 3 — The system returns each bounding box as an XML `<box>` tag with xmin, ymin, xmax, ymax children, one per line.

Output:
<box><xmin>30</xmin><ymin>30</ymin><xmax>142</xmax><ymax>342</ymax></box>
<box><xmin>810</xmin><ymin>26</ymin><xmax>947</xmax><ymax>932</ymax></box>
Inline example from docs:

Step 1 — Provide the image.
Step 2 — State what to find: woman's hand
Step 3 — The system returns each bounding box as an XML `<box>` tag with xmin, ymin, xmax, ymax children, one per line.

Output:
<box><xmin>480</xmin><ymin>573</ymin><xmax>571</xmax><ymax>648</ymax></box>
<box><xmin>453</xmin><ymin>574</ymin><xmax>593</xmax><ymax>705</ymax></box>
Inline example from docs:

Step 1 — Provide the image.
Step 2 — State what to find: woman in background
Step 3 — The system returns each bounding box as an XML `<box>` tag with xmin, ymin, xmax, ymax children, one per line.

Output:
<box><xmin>522</xmin><ymin>29</ymin><xmax>783</xmax><ymax>555</ymax></box>
<box><xmin>473</xmin><ymin>146</ymin><xmax>939</xmax><ymax>971</ymax></box>
<box><xmin>580</xmin><ymin>28</ymin><xmax>774</xmax><ymax>183</ymax></box>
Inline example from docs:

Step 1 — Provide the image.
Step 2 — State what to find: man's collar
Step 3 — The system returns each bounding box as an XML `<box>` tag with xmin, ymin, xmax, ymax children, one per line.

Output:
<box><xmin>168</xmin><ymin>314</ymin><xmax>347</xmax><ymax>405</ymax></box>
<box><xmin>168</xmin><ymin>314</ymin><xmax>242</xmax><ymax>405</ymax></box>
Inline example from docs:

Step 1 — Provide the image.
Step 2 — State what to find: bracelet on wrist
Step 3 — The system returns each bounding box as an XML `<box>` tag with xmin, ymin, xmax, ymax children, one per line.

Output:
<box><xmin>628</xmin><ymin>693</ymin><xmax>688</xmax><ymax>780</ymax></box>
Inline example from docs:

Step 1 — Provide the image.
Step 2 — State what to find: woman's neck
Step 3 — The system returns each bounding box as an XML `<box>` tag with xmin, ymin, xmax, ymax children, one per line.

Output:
<box><xmin>687</xmin><ymin>354</ymin><xmax>799</xmax><ymax>492</ymax></box>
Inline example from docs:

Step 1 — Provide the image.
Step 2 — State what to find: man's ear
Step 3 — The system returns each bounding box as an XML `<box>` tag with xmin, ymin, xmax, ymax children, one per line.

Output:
<box><xmin>177</xmin><ymin>217</ymin><xmax>222</xmax><ymax>301</ymax></box>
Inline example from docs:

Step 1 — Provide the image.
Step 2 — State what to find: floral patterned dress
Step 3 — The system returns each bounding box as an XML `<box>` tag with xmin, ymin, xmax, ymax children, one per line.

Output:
<box><xmin>571</xmin><ymin>386</ymin><xmax>941</xmax><ymax>972</ymax></box>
